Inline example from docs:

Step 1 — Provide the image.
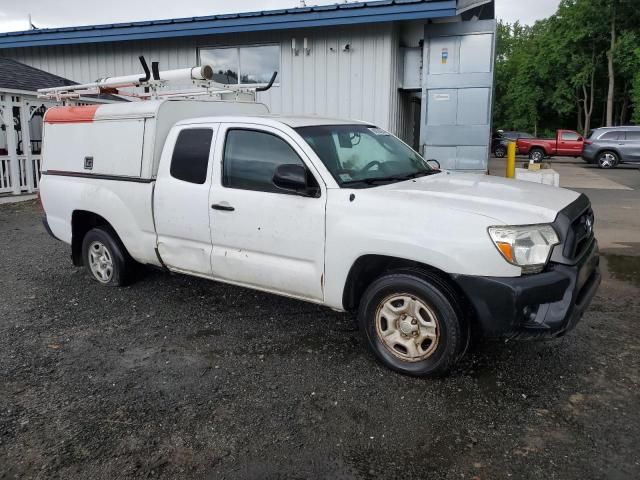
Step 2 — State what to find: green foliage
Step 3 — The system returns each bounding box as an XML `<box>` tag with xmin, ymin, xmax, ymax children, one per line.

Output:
<box><xmin>494</xmin><ymin>0</ymin><xmax>640</xmax><ymax>133</ymax></box>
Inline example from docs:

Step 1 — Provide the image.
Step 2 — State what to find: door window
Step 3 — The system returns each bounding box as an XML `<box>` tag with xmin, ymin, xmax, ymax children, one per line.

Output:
<box><xmin>170</xmin><ymin>129</ymin><xmax>213</xmax><ymax>184</ymax></box>
<box><xmin>561</xmin><ymin>132</ymin><xmax>580</xmax><ymax>141</ymax></box>
<box><xmin>625</xmin><ymin>131</ymin><xmax>640</xmax><ymax>141</ymax></box>
<box><xmin>600</xmin><ymin>131</ymin><xmax>623</xmax><ymax>141</ymax></box>
<box><xmin>223</xmin><ymin>129</ymin><xmax>311</xmax><ymax>194</ymax></box>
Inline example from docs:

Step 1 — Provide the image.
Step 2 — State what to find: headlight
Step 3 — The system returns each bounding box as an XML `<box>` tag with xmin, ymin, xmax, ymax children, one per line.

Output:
<box><xmin>488</xmin><ymin>224</ymin><xmax>559</xmax><ymax>274</ymax></box>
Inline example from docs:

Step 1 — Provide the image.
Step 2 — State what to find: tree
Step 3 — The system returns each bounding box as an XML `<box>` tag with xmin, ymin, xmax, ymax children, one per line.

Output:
<box><xmin>493</xmin><ymin>0</ymin><xmax>640</xmax><ymax>135</ymax></box>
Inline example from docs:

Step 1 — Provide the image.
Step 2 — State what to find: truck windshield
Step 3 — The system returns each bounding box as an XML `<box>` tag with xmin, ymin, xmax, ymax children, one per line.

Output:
<box><xmin>296</xmin><ymin>125</ymin><xmax>438</xmax><ymax>188</ymax></box>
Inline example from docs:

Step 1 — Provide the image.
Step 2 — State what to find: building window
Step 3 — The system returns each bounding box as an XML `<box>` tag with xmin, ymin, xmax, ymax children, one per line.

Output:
<box><xmin>200</xmin><ymin>45</ymin><xmax>280</xmax><ymax>85</ymax></box>
<box><xmin>170</xmin><ymin>128</ymin><xmax>213</xmax><ymax>184</ymax></box>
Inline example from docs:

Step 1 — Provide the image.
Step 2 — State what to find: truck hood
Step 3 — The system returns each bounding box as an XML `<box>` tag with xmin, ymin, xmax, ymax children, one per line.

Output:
<box><xmin>361</xmin><ymin>171</ymin><xmax>579</xmax><ymax>225</ymax></box>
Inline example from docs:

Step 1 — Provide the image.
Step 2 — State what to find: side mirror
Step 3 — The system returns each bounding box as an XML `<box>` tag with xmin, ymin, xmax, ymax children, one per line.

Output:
<box><xmin>273</xmin><ymin>164</ymin><xmax>315</xmax><ymax>196</ymax></box>
<box><xmin>577</xmin><ymin>136</ymin><xmax>584</xmax><ymax>142</ymax></box>
<box><xmin>426</xmin><ymin>158</ymin><xmax>441</xmax><ymax>170</ymax></box>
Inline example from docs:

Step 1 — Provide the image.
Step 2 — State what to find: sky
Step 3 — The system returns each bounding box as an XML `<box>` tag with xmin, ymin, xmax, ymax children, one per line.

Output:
<box><xmin>0</xmin><ymin>0</ymin><xmax>562</xmax><ymax>33</ymax></box>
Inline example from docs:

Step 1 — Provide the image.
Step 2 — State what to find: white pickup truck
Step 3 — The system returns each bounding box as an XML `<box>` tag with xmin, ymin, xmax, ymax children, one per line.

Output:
<box><xmin>40</xmin><ymin>98</ymin><xmax>601</xmax><ymax>377</ymax></box>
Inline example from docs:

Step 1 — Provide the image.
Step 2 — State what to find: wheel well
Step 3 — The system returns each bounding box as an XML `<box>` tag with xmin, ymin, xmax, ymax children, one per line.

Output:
<box><xmin>342</xmin><ymin>255</ymin><xmax>475</xmax><ymax>319</ymax></box>
<box><xmin>71</xmin><ymin>211</ymin><xmax>111</xmax><ymax>266</ymax></box>
<box><xmin>596</xmin><ymin>148</ymin><xmax>620</xmax><ymax>159</ymax></box>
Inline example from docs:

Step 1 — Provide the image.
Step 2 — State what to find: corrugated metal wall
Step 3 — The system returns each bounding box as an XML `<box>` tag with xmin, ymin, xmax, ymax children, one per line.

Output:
<box><xmin>1</xmin><ymin>24</ymin><xmax>399</xmax><ymax>131</ymax></box>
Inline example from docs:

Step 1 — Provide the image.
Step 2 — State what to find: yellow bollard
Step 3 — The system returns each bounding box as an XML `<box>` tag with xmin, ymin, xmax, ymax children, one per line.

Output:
<box><xmin>506</xmin><ymin>141</ymin><xmax>516</xmax><ymax>179</ymax></box>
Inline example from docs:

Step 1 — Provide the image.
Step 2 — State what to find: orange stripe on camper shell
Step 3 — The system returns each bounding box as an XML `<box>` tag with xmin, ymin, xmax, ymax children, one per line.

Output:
<box><xmin>44</xmin><ymin>105</ymin><xmax>100</xmax><ymax>123</ymax></box>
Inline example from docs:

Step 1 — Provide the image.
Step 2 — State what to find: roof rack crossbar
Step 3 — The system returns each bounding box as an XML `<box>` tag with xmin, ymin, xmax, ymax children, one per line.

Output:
<box><xmin>37</xmin><ymin>63</ymin><xmax>278</xmax><ymax>101</ymax></box>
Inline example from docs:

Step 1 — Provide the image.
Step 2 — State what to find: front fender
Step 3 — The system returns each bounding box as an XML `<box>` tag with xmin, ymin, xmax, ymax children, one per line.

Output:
<box><xmin>322</xmin><ymin>189</ymin><xmax>521</xmax><ymax>310</ymax></box>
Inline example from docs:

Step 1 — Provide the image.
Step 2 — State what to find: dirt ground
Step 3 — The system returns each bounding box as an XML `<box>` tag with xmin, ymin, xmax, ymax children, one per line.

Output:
<box><xmin>1</xmin><ymin>201</ymin><xmax>639</xmax><ymax>479</ymax></box>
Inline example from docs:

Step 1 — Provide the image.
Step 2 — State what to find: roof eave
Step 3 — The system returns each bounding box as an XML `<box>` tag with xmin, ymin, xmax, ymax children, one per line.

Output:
<box><xmin>0</xmin><ymin>1</ymin><xmax>457</xmax><ymax>49</ymax></box>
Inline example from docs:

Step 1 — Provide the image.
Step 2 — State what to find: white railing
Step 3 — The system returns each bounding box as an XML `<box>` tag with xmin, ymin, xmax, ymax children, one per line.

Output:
<box><xmin>0</xmin><ymin>155</ymin><xmax>43</xmax><ymax>194</ymax></box>
<box><xmin>19</xmin><ymin>155</ymin><xmax>43</xmax><ymax>190</ymax></box>
<box><xmin>0</xmin><ymin>156</ymin><xmax>12</xmax><ymax>194</ymax></box>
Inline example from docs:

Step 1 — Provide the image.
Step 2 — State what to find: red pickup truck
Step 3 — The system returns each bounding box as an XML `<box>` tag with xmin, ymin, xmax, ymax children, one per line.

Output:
<box><xmin>516</xmin><ymin>130</ymin><xmax>584</xmax><ymax>161</ymax></box>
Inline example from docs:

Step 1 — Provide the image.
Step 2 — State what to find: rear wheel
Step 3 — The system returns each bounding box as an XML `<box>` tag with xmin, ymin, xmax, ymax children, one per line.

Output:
<box><xmin>358</xmin><ymin>273</ymin><xmax>467</xmax><ymax>377</ymax></box>
<box><xmin>597</xmin><ymin>151</ymin><xmax>619</xmax><ymax>169</ymax></box>
<box><xmin>494</xmin><ymin>145</ymin><xmax>506</xmax><ymax>158</ymax></box>
<box><xmin>529</xmin><ymin>148</ymin><xmax>545</xmax><ymax>162</ymax></box>
<box><xmin>82</xmin><ymin>227</ymin><xmax>133</xmax><ymax>286</ymax></box>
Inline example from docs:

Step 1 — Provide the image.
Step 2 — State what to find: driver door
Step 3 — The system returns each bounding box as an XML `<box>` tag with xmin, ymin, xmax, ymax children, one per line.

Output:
<box><xmin>208</xmin><ymin>124</ymin><xmax>326</xmax><ymax>302</ymax></box>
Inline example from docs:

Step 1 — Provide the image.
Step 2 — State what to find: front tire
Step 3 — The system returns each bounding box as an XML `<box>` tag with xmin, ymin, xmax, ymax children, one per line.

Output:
<box><xmin>597</xmin><ymin>151</ymin><xmax>619</xmax><ymax>169</ymax></box>
<box><xmin>81</xmin><ymin>227</ymin><xmax>133</xmax><ymax>286</ymax></box>
<box><xmin>529</xmin><ymin>148</ymin><xmax>545</xmax><ymax>162</ymax></box>
<box><xmin>494</xmin><ymin>145</ymin><xmax>506</xmax><ymax>158</ymax></box>
<box><xmin>358</xmin><ymin>273</ymin><xmax>466</xmax><ymax>377</ymax></box>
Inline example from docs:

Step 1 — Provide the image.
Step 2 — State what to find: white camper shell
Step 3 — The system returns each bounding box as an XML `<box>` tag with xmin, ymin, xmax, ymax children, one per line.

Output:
<box><xmin>44</xmin><ymin>99</ymin><xmax>269</xmax><ymax>179</ymax></box>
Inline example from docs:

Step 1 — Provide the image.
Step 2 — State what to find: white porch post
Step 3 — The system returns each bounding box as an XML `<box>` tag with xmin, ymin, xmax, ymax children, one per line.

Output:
<box><xmin>1</xmin><ymin>97</ymin><xmax>21</xmax><ymax>195</ymax></box>
<box><xmin>19</xmin><ymin>100</ymin><xmax>35</xmax><ymax>192</ymax></box>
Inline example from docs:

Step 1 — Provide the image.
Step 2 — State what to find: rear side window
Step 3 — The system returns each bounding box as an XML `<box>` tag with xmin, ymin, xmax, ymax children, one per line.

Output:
<box><xmin>561</xmin><ymin>132</ymin><xmax>580</xmax><ymax>141</ymax></box>
<box><xmin>170</xmin><ymin>128</ymin><xmax>213</xmax><ymax>184</ymax></box>
<box><xmin>223</xmin><ymin>129</ymin><xmax>306</xmax><ymax>194</ymax></box>
<box><xmin>600</xmin><ymin>131</ymin><xmax>622</xmax><ymax>140</ymax></box>
<box><xmin>626</xmin><ymin>131</ymin><xmax>640</xmax><ymax>141</ymax></box>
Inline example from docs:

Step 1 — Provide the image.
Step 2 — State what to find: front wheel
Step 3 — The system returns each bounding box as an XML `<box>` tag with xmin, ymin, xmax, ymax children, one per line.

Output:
<box><xmin>597</xmin><ymin>151</ymin><xmax>619</xmax><ymax>169</ymax></box>
<box><xmin>494</xmin><ymin>146</ymin><xmax>506</xmax><ymax>158</ymax></box>
<box><xmin>82</xmin><ymin>227</ymin><xmax>133</xmax><ymax>286</ymax></box>
<box><xmin>358</xmin><ymin>273</ymin><xmax>467</xmax><ymax>377</ymax></box>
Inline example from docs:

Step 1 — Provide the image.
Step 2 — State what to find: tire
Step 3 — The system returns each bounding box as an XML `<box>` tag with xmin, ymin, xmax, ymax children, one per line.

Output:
<box><xmin>358</xmin><ymin>273</ymin><xmax>467</xmax><ymax>377</ymax></box>
<box><xmin>529</xmin><ymin>148</ymin><xmax>545</xmax><ymax>162</ymax></box>
<box><xmin>597</xmin><ymin>151</ymin><xmax>619</xmax><ymax>169</ymax></box>
<box><xmin>494</xmin><ymin>146</ymin><xmax>506</xmax><ymax>158</ymax></box>
<box><xmin>81</xmin><ymin>227</ymin><xmax>133</xmax><ymax>286</ymax></box>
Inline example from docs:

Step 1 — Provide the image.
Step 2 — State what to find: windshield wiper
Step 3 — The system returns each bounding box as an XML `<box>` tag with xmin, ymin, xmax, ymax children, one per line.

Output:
<box><xmin>342</xmin><ymin>170</ymin><xmax>441</xmax><ymax>187</ymax></box>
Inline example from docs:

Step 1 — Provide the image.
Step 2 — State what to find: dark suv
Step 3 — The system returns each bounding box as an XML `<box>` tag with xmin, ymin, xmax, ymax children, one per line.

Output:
<box><xmin>492</xmin><ymin>131</ymin><xmax>533</xmax><ymax>158</ymax></box>
<box><xmin>582</xmin><ymin>126</ymin><xmax>640</xmax><ymax>168</ymax></box>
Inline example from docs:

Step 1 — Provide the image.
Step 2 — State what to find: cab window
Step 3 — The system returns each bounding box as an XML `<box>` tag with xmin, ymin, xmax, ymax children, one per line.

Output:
<box><xmin>223</xmin><ymin>129</ymin><xmax>316</xmax><ymax>194</ymax></box>
<box><xmin>561</xmin><ymin>132</ymin><xmax>580</xmax><ymax>141</ymax></box>
<box><xmin>170</xmin><ymin>128</ymin><xmax>213</xmax><ymax>184</ymax></box>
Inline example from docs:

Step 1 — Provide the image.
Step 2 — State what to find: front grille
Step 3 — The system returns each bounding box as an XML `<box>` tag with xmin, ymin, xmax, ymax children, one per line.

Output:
<box><xmin>564</xmin><ymin>207</ymin><xmax>595</xmax><ymax>260</ymax></box>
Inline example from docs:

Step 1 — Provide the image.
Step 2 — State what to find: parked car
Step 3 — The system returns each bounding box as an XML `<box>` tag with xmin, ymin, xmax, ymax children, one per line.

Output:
<box><xmin>582</xmin><ymin>126</ymin><xmax>640</xmax><ymax>168</ymax></box>
<box><xmin>492</xmin><ymin>131</ymin><xmax>534</xmax><ymax>158</ymax></box>
<box><xmin>39</xmin><ymin>100</ymin><xmax>601</xmax><ymax>377</ymax></box>
<box><xmin>516</xmin><ymin>130</ymin><xmax>584</xmax><ymax>161</ymax></box>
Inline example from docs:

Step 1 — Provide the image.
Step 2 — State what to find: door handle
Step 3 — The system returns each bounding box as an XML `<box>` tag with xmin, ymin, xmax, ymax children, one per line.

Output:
<box><xmin>211</xmin><ymin>203</ymin><xmax>235</xmax><ymax>212</ymax></box>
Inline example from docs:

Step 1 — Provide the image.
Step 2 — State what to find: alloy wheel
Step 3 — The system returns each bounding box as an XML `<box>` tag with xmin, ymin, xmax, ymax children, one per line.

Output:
<box><xmin>88</xmin><ymin>241</ymin><xmax>114</xmax><ymax>283</ymax></box>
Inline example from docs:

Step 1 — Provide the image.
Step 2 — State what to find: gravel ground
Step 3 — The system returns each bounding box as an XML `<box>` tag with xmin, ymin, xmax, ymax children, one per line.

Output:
<box><xmin>1</xmin><ymin>201</ymin><xmax>639</xmax><ymax>479</ymax></box>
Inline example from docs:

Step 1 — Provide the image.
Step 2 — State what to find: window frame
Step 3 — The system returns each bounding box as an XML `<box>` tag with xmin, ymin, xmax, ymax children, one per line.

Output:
<box><xmin>220</xmin><ymin>126</ymin><xmax>321</xmax><ymax>197</ymax></box>
<box><xmin>169</xmin><ymin>127</ymin><xmax>215</xmax><ymax>185</ymax></box>
<box><xmin>197</xmin><ymin>44</ymin><xmax>281</xmax><ymax>86</ymax></box>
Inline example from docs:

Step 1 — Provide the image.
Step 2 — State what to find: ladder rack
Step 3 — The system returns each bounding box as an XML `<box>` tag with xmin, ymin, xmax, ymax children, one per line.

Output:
<box><xmin>37</xmin><ymin>56</ymin><xmax>277</xmax><ymax>102</ymax></box>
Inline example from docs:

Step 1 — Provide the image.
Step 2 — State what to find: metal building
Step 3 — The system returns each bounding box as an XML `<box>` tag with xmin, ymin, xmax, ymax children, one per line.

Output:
<box><xmin>0</xmin><ymin>0</ymin><xmax>496</xmax><ymax>172</ymax></box>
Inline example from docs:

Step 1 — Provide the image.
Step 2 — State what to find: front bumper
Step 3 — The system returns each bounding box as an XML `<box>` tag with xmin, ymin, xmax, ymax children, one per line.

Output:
<box><xmin>454</xmin><ymin>240</ymin><xmax>601</xmax><ymax>339</ymax></box>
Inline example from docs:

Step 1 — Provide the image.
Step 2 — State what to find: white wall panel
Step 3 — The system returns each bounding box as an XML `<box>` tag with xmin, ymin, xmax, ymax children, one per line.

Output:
<box><xmin>1</xmin><ymin>24</ymin><xmax>397</xmax><ymax>131</ymax></box>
